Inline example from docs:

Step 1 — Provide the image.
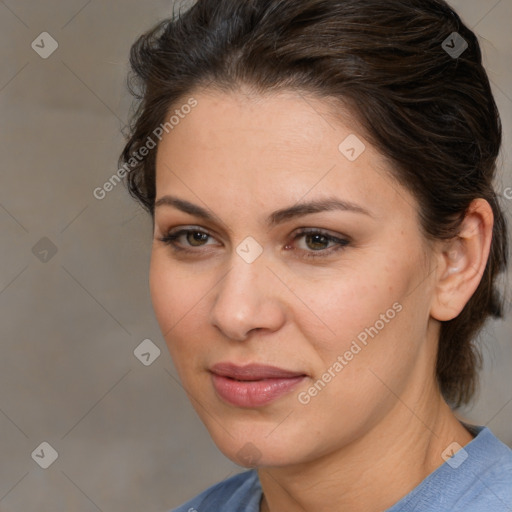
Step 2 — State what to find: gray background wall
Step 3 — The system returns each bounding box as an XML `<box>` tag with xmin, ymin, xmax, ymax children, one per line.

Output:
<box><xmin>1</xmin><ymin>0</ymin><xmax>511</xmax><ymax>510</ymax></box>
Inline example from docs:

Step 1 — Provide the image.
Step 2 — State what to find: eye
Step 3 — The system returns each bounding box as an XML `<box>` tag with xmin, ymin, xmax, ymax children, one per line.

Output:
<box><xmin>157</xmin><ymin>226</ymin><xmax>349</xmax><ymax>259</ymax></box>
<box><xmin>286</xmin><ymin>229</ymin><xmax>350</xmax><ymax>258</ymax></box>
<box><xmin>158</xmin><ymin>227</ymin><xmax>219</xmax><ymax>250</ymax></box>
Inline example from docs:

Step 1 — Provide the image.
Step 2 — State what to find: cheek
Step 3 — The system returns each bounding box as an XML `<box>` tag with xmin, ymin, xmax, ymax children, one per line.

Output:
<box><xmin>296</xmin><ymin>259</ymin><xmax>429</xmax><ymax>414</ymax></box>
<box><xmin>297</xmin><ymin>253</ymin><xmax>425</xmax><ymax>383</ymax></box>
<box><xmin>298</xmin><ymin>263</ymin><xmax>399</xmax><ymax>350</ymax></box>
<box><xmin>149</xmin><ymin>253</ymin><xmax>177</xmax><ymax>334</ymax></box>
<box><xmin>149</xmin><ymin>253</ymin><xmax>197</xmax><ymax>354</ymax></box>
<box><xmin>149</xmin><ymin>251</ymin><xmax>219</xmax><ymax>377</ymax></box>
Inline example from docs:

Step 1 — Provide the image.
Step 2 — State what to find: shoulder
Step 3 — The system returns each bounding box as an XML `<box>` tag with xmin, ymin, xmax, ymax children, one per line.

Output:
<box><xmin>456</xmin><ymin>426</ymin><xmax>512</xmax><ymax>509</ymax></box>
<box><xmin>389</xmin><ymin>426</ymin><xmax>512</xmax><ymax>512</ymax></box>
<box><xmin>170</xmin><ymin>470</ymin><xmax>261</xmax><ymax>512</ymax></box>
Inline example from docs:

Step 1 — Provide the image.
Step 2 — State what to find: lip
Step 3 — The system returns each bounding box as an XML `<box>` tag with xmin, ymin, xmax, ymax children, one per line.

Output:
<box><xmin>210</xmin><ymin>363</ymin><xmax>307</xmax><ymax>408</ymax></box>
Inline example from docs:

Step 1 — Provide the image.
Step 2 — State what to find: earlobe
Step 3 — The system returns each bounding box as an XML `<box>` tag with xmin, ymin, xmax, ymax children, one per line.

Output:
<box><xmin>430</xmin><ymin>199</ymin><xmax>494</xmax><ymax>322</ymax></box>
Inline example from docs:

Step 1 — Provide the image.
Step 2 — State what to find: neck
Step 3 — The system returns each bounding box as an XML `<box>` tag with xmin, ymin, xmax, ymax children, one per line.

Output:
<box><xmin>258</xmin><ymin>387</ymin><xmax>473</xmax><ymax>512</ymax></box>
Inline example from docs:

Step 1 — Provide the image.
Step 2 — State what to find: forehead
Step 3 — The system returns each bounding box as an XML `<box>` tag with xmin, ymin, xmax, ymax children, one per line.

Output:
<box><xmin>154</xmin><ymin>89</ymin><xmax>416</xmax><ymax>222</ymax></box>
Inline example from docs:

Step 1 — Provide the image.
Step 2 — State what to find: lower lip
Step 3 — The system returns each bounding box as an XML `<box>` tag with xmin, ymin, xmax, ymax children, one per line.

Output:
<box><xmin>211</xmin><ymin>373</ymin><xmax>306</xmax><ymax>408</ymax></box>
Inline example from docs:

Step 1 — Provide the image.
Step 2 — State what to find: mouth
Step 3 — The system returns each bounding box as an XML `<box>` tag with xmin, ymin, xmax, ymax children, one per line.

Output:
<box><xmin>210</xmin><ymin>362</ymin><xmax>307</xmax><ymax>408</ymax></box>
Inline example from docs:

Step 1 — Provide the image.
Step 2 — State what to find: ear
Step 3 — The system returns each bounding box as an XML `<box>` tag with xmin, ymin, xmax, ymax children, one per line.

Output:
<box><xmin>430</xmin><ymin>198</ymin><xmax>494</xmax><ymax>322</ymax></box>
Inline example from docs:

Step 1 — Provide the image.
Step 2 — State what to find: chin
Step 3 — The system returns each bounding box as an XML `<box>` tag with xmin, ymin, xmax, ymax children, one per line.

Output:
<box><xmin>207</xmin><ymin>425</ymin><xmax>310</xmax><ymax>468</ymax></box>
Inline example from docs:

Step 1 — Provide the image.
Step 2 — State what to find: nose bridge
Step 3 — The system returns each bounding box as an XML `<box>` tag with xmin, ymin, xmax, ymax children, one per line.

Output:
<box><xmin>210</xmin><ymin>248</ymin><xmax>285</xmax><ymax>340</ymax></box>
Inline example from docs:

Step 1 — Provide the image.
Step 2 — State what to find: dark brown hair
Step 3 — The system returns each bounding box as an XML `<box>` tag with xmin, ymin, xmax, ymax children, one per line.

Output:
<box><xmin>121</xmin><ymin>0</ymin><xmax>508</xmax><ymax>407</ymax></box>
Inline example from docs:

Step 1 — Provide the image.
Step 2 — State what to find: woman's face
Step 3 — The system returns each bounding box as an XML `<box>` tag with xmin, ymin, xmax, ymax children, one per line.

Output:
<box><xmin>150</xmin><ymin>89</ymin><xmax>440</xmax><ymax>467</ymax></box>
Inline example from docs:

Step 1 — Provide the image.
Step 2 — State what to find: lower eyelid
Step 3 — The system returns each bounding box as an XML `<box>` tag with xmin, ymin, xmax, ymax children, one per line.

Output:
<box><xmin>295</xmin><ymin>241</ymin><xmax>348</xmax><ymax>257</ymax></box>
<box><xmin>301</xmin><ymin>244</ymin><xmax>347</xmax><ymax>258</ymax></box>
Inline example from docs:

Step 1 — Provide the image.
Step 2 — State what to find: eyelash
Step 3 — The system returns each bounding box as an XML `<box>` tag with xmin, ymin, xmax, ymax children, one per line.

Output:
<box><xmin>158</xmin><ymin>227</ymin><xmax>350</xmax><ymax>259</ymax></box>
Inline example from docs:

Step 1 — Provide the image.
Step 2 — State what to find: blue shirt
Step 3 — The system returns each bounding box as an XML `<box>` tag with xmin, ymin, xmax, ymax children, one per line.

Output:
<box><xmin>171</xmin><ymin>426</ymin><xmax>512</xmax><ymax>511</ymax></box>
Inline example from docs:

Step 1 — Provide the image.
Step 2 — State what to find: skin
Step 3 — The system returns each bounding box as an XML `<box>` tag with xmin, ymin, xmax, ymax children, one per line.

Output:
<box><xmin>150</xmin><ymin>88</ymin><xmax>493</xmax><ymax>512</ymax></box>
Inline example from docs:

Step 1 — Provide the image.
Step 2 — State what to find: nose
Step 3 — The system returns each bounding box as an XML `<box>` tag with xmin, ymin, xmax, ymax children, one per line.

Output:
<box><xmin>209</xmin><ymin>252</ymin><xmax>287</xmax><ymax>341</ymax></box>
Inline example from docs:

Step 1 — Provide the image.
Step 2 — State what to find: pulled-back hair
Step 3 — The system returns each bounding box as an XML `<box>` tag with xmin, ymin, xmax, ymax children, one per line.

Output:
<box><xmin>120</xmin><ymin>0</ymin><xmax>509</xmax><ymax>407</ymax></box>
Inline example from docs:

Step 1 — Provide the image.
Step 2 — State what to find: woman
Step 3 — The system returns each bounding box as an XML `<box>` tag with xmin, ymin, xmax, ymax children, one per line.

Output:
<box><xmin>120</xmin><ymin>0</ymin><xmax>512</xmax><ymax>510</ymax></box>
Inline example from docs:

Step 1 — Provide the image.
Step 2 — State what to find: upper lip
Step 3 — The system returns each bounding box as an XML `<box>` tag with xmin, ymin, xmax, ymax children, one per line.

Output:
<box><xmin>210</xmin><ymin>362</ymin><xmax>306</xmax><ymax>381</ymax></box>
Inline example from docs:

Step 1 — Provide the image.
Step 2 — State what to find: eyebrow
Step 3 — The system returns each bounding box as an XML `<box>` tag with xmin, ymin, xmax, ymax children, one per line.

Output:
<box><xmin>154</xmin><ymin>195</ymin><xmax>372</xmax><ymax>227</ymax></box>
